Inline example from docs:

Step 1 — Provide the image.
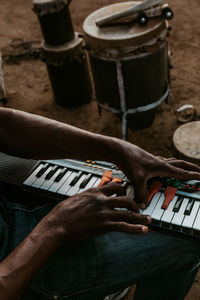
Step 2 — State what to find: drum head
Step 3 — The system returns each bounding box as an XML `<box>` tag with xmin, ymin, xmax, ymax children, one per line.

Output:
<box><xmin>173</xmin><ymin>121</ymin><xmax>200</xmax><ymax>164</ymax></box>
<box><xmin>83</xmin><ymin>1</ymin><xmax>167</xmax><ymax>49</ymax></box>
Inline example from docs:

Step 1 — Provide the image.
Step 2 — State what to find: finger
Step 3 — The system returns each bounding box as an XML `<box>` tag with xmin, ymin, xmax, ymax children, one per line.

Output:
<box><xmin>157</xmin><ymin>156</ymin><xmax>177</xmax><ymax>161</ymax></box>
<box><xmin>110</xmin><ymin>210</ymin><xmax>152</xmax><ymax>225</ymax></box>
<box><xmin>167</xmin><ymin>160</ymin><xmax>200</xmax><ymax>173</ymax></box>
<box><xmin>156</xmin><ymin>163</ymin><xmax>200</xmax><ymax>181</ymax></box>
<box><xmin>132</xmin><ymin>178</ymin><xmax>148</xmax><ymax>207</ymax></box>
<box><xmin>106</xmin><ymin>196</ymin><xmax>139</xmax><ymax>212</ymax></box>
<box><xmin>107</xmin><ymin>221</ymin><xmax>149</xmax><ymax>234</ymax></box>
<box><xmin>98</xmin><ymin>182</ymin><xmax>126</xmax><ymax>196</ymax></box>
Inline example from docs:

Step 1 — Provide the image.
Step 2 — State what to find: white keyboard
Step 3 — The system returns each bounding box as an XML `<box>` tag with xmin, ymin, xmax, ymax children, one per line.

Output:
<box><xmin>1</xmin><ymin>152</ymin><xmax>200</xmax><ymax>240</ymax></box>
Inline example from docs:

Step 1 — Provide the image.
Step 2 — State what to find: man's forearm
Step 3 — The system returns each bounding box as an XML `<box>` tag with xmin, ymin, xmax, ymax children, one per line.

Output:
<box><xmin>0</xmin><ymin>108</ymin><xmax>123</xmax><ymax>162</ymax></box>
<box><xmin>0</xmin><ymin>214</ymin><xmax>65</xmax><ymax>300</ymax></box>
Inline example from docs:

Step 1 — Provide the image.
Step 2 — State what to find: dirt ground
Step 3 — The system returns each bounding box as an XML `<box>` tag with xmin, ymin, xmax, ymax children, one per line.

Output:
<box><xmin>0</xmin><ymin>0</ymin><xmax>200</xmax><ymax>299</ymax></box>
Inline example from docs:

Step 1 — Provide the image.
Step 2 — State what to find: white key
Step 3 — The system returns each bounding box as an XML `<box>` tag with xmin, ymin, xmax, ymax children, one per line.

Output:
<box><xmin>67</xmin><ymin>174</ymin><xmax>87</xmax><ymax>196</ymax></box>
<box><xmin>171</xmin><ymin>198</ymin><xmax>189</xmax><ymax>226</ymax></box>
<box><xmin>32</xmin><ymin>166</ymin><xmax>53</xmax><ymax>188</ymax></box>
<box><xmin>151</xmin><ymin>193</ymin><xmax>166</xmax><ymax>221</ymax></box>
<box><xmin>192</xmin><ymin>204</ymin><xmax>200</xmax><ymax>231</ymax></box>
<box><xmin>126</xmin><ymin>185</ymin><xmax>133</xmax><ymax>196</ymax></box>
<box><xmin>141</xmin><ymin>192</ymin><xmax>162</xmax><ymax>216</ymax></box>
<box><xmin>127</xmin><ymin>186</ymin><xmax>134</xmax><ymax>199</ymax></box>
<box><xmin>23</xmin><ymin>163</ymin><xmax>45</xmax><ymax>186</ymax></box>
<box><xmin>48</xmin><ymin>170</ymin><xmax>72</xmax><ymax>193</ymax></box>
<box><xmin>57</xmin><ymin>171</ymin><xmax>78</xmax><ymax>195</ymax></box>
<box><xmin>93</xmin><ymin>178</ymin><xmax>101</xmax><ymax>188</ymax></box>
<box><xmin>40</xmin><ymin>168</ymin><xmax>62</xmax><ymax>191</ymax></box>
<box><xmin>161</xmin><ymin>196</ymin><xmax>178</xmax><ymax>224</ymax></box>
<box><xmin>182</xmin><ymin>201</ymin><xmax>200</xmax><ymax>229</ymax></box>
<box><xmin>78</xmin><ymin>176</ymin><xmax>100</xmax><ymax>194</ymax></box>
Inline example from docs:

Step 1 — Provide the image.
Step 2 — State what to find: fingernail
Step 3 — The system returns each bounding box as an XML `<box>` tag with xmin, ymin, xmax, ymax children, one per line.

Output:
<box><xmin>138</xmin><ymin>203</ymin><xmax>146</xmax><ymax>210</ymax></box>
<box><xmin>147</xmin><ymin>216</ymin><xmax>152</xmax><ymax>223</ymax></box>
<box><xmin>142</xmin><ymin>226</ymin><xmax>148</xmax><ymax>233</ymax></box>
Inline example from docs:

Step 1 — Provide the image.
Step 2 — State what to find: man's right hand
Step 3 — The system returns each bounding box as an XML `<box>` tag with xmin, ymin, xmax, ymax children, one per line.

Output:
<box><xmin>45</xmin><ymin>183</ymin><xmax>152</xmax><ymax>243</ymax></box>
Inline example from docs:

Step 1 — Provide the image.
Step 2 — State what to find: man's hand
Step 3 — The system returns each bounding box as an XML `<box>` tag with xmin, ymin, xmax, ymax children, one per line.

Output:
<box><xmin>117</xmin><ymin>142</ymin><xmax>200</xmax><ymax>208</ymax></box>
<box><xmin>45</xmin><ymin>182</ymin><xmax>151</xmax><ymax>242</ymax></box>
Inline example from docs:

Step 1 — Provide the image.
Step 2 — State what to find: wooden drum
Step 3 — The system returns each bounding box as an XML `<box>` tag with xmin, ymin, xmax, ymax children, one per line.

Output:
<box><xmin>83</xmin><ymin>1</ymin><xmax>171</xmax><ymax>138</ymax></box>
<box><xmin>41</xmin><ymin>33</ymin><xmax>92</xmax><ymax>107</ymax></box>
<box><xmin>33</xmin><ymin>0</ymin><xmax>74</xmax><ymax>46</ymax></box>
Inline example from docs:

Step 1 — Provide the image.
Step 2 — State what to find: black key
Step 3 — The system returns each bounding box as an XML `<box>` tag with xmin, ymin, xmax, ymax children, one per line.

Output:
<box><xmin>184</xmin><ymin>199</ymin><xmax>195</xmax><ymax>215</ymax></box>
<box><xmin>45</xmin><ymin>165</ymin><xmax>59</xmax><ymax>180</ymax></box>
<box><xmin>69</xmin><ymin>171</ymin><xmax>83</xmax><ymax>186</ymax></box>
<box><xmin>54</xmin><ymin>168</ymin><xmax>67</xmax><ymax>182</ymax></box>
<box><xmin>79</xmin><ymin>173</ymin><xmax>93</xmax><ymax>189</ymax></box>
<box><xmin>36</xmin><ymin>163</ymin><xmax>49</xmax><ymax>178</ymax></box>
<box><xmin>173</xmin><ymin>196</ymin><xmax>183</xmax><ymax>213</ymax></box>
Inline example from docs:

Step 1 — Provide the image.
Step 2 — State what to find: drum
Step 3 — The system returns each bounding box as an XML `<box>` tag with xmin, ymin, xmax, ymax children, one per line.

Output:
<box><xmin>173</xmin><ymin>121</ymin><xmax>200</xmax><ymax>164</ymax></box>
<box><xmin>33</xmin><ymin>0</ymin><xmax>74</xmax><ymax>46</ymax></box>
<box><xmin>41</xmin><ymin>33</ymin><xmax>92</xmax><ymax>107</ymax></box>
<box><xmin>83</xmin><ymin>1</ymin><xmax>171</xmax><ymax>137</ymax></box>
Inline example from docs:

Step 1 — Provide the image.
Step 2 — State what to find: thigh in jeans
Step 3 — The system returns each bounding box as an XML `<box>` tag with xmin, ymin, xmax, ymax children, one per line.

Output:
<box><xmin>21</xmin><ymin>231</ymin><xmax>200</xmax><ymax>300</ymax></box>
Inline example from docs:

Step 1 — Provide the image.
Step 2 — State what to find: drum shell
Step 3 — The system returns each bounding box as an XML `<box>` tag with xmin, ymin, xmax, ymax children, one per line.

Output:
<box><xmin>34</xmin><ymin>3</ymin><xmax>74</xmax><ymax>45</ymax></box>
<box><xmin>89</xmin><ymin>42</ymin><xmax>169</xmax><ymax>129</ymax></box>
<box><xmin>83</xmin><ymin>1</ymin><xmax>170</xmax><ymax>130</ymax></box>
<box><xmin>41</xmin><ymin>37</ymin><xmax>93</xmax><ymax>107</ymax></box>
<box><xmin>90</xmin><ymin>42</ymin><xmax>168</xmax><ymax>109</ymax></box>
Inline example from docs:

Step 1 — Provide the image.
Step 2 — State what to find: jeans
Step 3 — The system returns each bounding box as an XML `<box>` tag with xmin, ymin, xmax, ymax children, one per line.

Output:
<box><xmin>0</xmin><ymin>184</ymin><xmax>200</xmax><ymax>300</ymax></box>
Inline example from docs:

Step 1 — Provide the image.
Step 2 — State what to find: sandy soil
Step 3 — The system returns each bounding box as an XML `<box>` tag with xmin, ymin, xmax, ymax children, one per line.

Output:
<box><xmin>0</xmin><ymin>0</ymin><xmax>200</xmax><ymax>298</ymax></box>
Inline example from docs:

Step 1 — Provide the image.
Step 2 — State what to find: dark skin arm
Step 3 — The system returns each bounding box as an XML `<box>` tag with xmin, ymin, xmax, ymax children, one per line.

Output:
<box><xmin>1</xmin><ymin>107</ymin><xmax>200</xmax><ymax>205</ymax></box>
<box><xmin>0</xmin><ymin>183</ymin><xmax>151</xmax><ymax>300</ymax></box>
<box><xmin>1</xmin><ymin>107</ymin><xmax>200</xmax><ymax>300</ymax></box>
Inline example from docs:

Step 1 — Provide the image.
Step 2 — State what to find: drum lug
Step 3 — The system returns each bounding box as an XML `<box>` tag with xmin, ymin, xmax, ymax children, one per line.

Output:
<box><xmin>161</xmin><ymin>6</ymin><xmax>174</xmax><ymax>20</ymax></box>
<box><xmin>168</xmin><ymin>50</ymin><xmax>173</xmax><ymax>69</ymax></box>
<box><xmin>137</xmin><ymin>11</ymin><xmax>148</xmax><ymax>25</ymax></box>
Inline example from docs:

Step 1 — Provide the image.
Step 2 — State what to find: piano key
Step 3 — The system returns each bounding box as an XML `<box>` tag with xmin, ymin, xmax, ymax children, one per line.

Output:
<box><xmin>171</xmin><ymin>198</ymin><xmax>190</xmax><ymax>227</ymax></box>
<box><xmin>151</xmin><ymin>193</ymin><xmax>165</xmax><ymax>221</ymax></box>
<box><xmin>67</xmin><ymin>174</ymin><xmax>88</xmax><ymax>196</ymax></box>
<box><xmin>141</xmin><ymin>192</ymin><xmax>162</xmax><ymax>216</ymax></box>
<box><xmin>126</xmin><ymin>184</ymin><xmax>132</xmax><ymax>194</ymax></box>
<box><xmin>147</xmin><ymin>181</ymin><xmax>163</xmax><ymax>204</ymax></box>
<box><xmin>126</xmin><ymin>185</ymin><xmax>134</xmax><ymax>198</ymax></box>
<box><xmin>54</xmin><ymin>168</ymin><xmax>67</xmax><ymax>182</ymax></box>
<box><xmin>162</xmin><ymin>186</ymin><xmax>177</xmax><ymax>209</ymax></box>
<box><xmin>192</xmin><ymin>202</ymin><xmax>200</xmax><ymax>231</ymax></box>
<box><xmin>173</xmin><ymin>196</ymin><xmax>183</xmax><ymax>213</ymax></box>
<box><xmin>182</xmin><ymin>201</ymin><xmax>200</xmax><ymax>229</ymax></box>
<box><xmin>79</xmin><ymin>173</ymin><xmax>93</xmax><ymax>189</ymax></box>
<box><xmin>184</xmin><ymin>199</ymin><xmax>195</xmax><ymax>215</ymax></box>
<box><xmin>36</xmin><ymin>163</ymin><xmax>49</xmax><ymax>178</ymax></box>
<box><xmin>32</xmin><ymin>166</ymin><xmax>54</xmax><ymax>188</ymax></box>
<box><xmin>78</xmin><ymin>176</ymin><xmax>100</xmax><ymax>194</ymax></box>
<box><xmin>48</xmin><ymin>169</ymin><xmax>73</xmax><ymax>193</ymax></box>
<box><xmin>93</xmin><ymin>177</ymin><xmax>101</xmax><ymax>188</ymax></box>
<box><xmin>23</xmin><ymin>163</ymin><xmax>45</xmax><ymax>186</ymax></box>
<box><xmin>45</xmin><ymin>165</ymin><xmax>59</xmax><ymax>180</ymax></box>
<box><xmin>40</xmin><ymin>168</ymin><xmax>63</xmax><ymax>191</ymax></box>
<box><xmin>69</xmin><ymin>171</ymin><xmax>83</xmax><ymax>186</ymax></box>
<box><xmin>161</xmin><ymin>195</ymin><xmax>178</xmax><ymax>224</ymax></box>
<box><xmin>57</xmin><ymin>171</ymin><xmax>79</xmax><ymax>195</ymax></box>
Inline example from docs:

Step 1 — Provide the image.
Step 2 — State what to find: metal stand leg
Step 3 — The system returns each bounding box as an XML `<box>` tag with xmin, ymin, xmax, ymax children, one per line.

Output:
<box><xmin>122</xmin><ymin>113</ymin><xmax>128</xmax><ymax>140</ymax></box>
